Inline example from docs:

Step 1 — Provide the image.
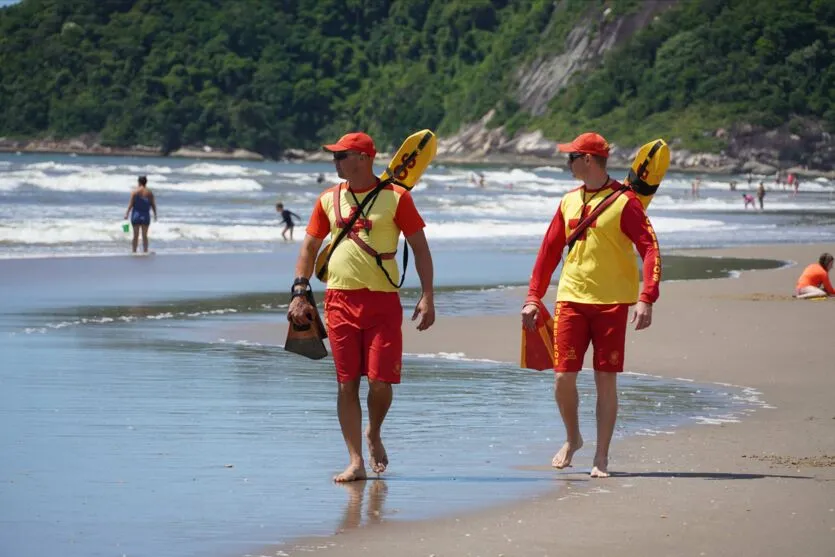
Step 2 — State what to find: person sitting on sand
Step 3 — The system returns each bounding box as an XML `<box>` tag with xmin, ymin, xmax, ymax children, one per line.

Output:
<box><xmin>795</xmin><ymin>253</ymin><xmax>835</xmax><ymax>299</ymax></box>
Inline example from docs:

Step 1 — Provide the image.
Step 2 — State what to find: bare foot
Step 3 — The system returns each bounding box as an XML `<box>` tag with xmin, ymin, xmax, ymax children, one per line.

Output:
<box><xmin>551</xmin><ymin>437</ymin><xmax>584</xmax><ymax>469</ymax></box>
<box><xmin>590</xmin><ymin>457</ymin><xmax>610</xmax><ymax>478</ymax></box>
<box><xmin>365</xmin><ymin>428</ymin><xmax>388</xmax><ymax>474</ymax></box>
<box><xmin>333</xmin><ymin>462</ymin><xmax>367</xmax><ymax>483</ymax></box>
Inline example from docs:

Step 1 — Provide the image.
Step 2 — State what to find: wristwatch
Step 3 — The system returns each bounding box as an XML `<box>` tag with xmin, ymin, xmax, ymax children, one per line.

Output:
<box><xmin>291</xmin><ymin>277</ymin><xmax>310</xmax><ymax>300</ymax></box>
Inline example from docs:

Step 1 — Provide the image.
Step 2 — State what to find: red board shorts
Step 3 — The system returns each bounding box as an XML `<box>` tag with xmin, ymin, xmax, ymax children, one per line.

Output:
<box><xmin>553</xmin><ymin>301</ymin><xmax>630</xmax><ymax>373</ymax></box>
<box><xmin>324</xmin><ymin>288</ymin><xmax>403</xmax><ymax>384</ymax></box>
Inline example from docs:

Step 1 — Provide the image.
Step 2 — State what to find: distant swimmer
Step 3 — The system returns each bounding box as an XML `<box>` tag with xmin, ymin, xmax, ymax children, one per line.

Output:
<box><xmin>316</xmin><ymin>173</ymin><xmax>325</xmax><ymax>184</ymax></box>
<box><xmin>756</xmin><ymin>181</ymin><xmax>766</xmax><ymax>210</ymax></box>
<box><xmin>275</xmin><ymin>202</ymin><xmax>301</xmax><ymax>241</ymax></box>
<box><xmin>795</xmin><ymin>253</ymin><xmax>835</xmax><ymax>299</ymax></box>
<box><xmin>124</xmin><ymin>176</ymin><xmax>157</xmax><ymax>253</ymax></box>
<box><xmin>742</xmin><ymin>193</ymin><xmax>757</xmax><ymax>209</ymax></box>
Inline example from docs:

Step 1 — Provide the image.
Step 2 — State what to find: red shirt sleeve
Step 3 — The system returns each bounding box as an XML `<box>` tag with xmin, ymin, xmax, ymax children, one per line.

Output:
<box><xmin>620</xmin><ymin>197</ymin><xmax>660</xmax><ymax>304</ymax></box>
<box><xmin>526</xmin><ymin>200</ymin><xmax>567</xmax><ymax>304</ymax></box>
<box><xmin>305</xmin><ymin>194</ymin><xmax>331</xmax><ymax>239</ymax></box>
<box><xmin>394</xmin><ymin>190</ymin><xmax>426</xmax><ymax>237</ymax></box>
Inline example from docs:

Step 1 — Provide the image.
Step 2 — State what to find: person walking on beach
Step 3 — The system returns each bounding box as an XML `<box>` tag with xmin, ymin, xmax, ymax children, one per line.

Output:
<box><xmin>276</xmin><ymin>202</ymin><xmax>301</xmax><ymax>241</ymax></box>
<box><xmin>124</xmin><ymin>176</ymin><xmax>157</xmax><ymax>253</ymax></box>
<box><xmin>795</xmin><ymin>253</ymin><xmax>835</xmax><ymax>299</ymax></box>
<box><xmin>287</xmin><ymin>132</ymin><xmax>436</xmax><ymax>482</ymax></box>
<box><xmin>756</xmin><ymin>181</ymin><xmax>766</xmax><ymax>210</ymax></box>
<box><xmin>521</xmin><ymin>132</ymin><xmax>660</xmax><ymax>478</ymax></box>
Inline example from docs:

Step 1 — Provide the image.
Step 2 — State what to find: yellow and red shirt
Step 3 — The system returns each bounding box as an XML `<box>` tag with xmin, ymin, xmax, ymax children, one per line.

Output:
<box><xmin>796</xmin><ymin>263</ymin><xmax>835</xmax><ymax>294</ymax></box>
<box><xmin>307</xmin><ymin>181</ymin><xmax>425</xmax><ymax>292</ymax></box>
<box><xmin>526</xmin><ymin>180</ymin><xmax>660</xmax><ymax>305</ymax></box>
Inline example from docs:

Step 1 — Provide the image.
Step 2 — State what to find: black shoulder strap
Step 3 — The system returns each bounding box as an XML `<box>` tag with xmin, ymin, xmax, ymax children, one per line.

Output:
<box><xmin>315</xmin><ymin>179</ymin><xmax>389</xmax><ymax>282</ymax></box>
<box><xmin>566</xmin><ymin>186</ymin><xmax>627</xmax><ymax>253</ymax></box>
<box><xmin>316</xmin><ymin>139</ymin><xmax>430</xmax><ymax>285</ymax></box>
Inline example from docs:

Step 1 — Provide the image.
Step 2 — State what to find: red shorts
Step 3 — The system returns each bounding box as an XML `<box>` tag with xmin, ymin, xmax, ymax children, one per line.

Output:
<box><xmin>553</xmin><ymin>301</ymin><xmax>629</xmax><ymax>372</ymax></box>
<box><xmin>324</xmin><ymin>289</ymin><xmax>403</xmax><ymax>384</ymax></box>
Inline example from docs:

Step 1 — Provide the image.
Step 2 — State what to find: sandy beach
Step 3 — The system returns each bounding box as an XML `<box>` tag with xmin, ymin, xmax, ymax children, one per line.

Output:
<box><xmin>239</xmin><ymin>243</ymin><xmax>835</xmax><ymax>556</ymax></box>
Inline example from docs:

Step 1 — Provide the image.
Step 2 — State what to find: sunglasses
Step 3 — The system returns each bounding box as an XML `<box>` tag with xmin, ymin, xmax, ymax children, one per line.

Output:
<box><xmin>332</xmin><ymin>151</ymin><xmax>350</xmax><ymax>160</ymax></box>
<box><xmin>568</xmin><ymin>152</ymin><xmax>586</xmax><ymax>162</ymax></box>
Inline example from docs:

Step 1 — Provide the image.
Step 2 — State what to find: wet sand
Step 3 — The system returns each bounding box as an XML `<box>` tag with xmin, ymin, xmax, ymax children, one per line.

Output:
<box><xmin>242</xmin><ymin>243</ymin><xmax>835</xmax><ymax>557</ymax></box>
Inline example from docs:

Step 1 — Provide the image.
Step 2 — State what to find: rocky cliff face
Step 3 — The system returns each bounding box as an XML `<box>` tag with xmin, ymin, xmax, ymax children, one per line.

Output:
<box><xmin>438</xmin><ymin>1</ymin><xmax>678</xmax><ymax>160</ymax></box>
<box><xmin>515</xmin><ymin>1</ymin><xmax>676</xmax><ymax>116</ymax></box>
<box><xmin>437</xmin><ymin>0</ymin><xmax>834</xmax><ymax>176</ymax></box>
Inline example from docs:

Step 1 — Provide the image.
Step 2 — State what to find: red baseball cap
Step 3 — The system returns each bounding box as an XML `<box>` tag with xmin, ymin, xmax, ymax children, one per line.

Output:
<box><xmin>323</xmin><ymin>132</ymin><xmax>376</xmax><ymax>158</ymax></box>
<box><xmin>557</xmin><ymin>132</ymin><xmax>610</xmax><ymax>158</ymax></box>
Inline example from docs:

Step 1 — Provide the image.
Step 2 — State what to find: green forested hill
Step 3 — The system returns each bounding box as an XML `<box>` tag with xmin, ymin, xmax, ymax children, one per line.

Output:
<box><xmin>0</xmin><ymin>0</ymin><xmax>833</xmax><ymax>159</ymax></box>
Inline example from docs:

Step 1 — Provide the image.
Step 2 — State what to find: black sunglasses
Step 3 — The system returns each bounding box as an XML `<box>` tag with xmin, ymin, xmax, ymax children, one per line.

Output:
<box><xmin>568</xmin><ymin>152</ymin><xmax>586</xmax><ymax>162</ymax></box>
<box><xmin>332</xmin><ymin>151</ymin><xmax>350</xmax><ymax>160</ymax></box>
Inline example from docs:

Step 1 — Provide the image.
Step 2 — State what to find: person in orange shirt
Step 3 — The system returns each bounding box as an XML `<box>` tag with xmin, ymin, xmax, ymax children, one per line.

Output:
<box><xmin>795</xmin><ymin>253</ymin><xmax>835</xmax><ymax>299</ymax></box>
<box><xmin>521</xmin><ymin>132</ymin><xmax>660</xmax><ymax>478</ymax></box>
<box><xmin>287</xmin><ymin>132</ymin><xmax>436</xmax><ymax>482</ymax></box>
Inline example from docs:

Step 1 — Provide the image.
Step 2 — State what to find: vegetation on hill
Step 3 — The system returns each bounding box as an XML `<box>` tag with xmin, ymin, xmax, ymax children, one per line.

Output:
<box><xmin>0</xmin><ymin>0</ymin><xmax>832</xmax><ymax>158</ymax></box>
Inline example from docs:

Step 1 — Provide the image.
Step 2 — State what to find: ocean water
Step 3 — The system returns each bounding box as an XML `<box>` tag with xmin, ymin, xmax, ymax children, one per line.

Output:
<box><xmin>1</xmin><ymin>153</ymin><xmax>834</xmax><ymax>259</ymax></box>
<box><xmin>0</xmin><ymin>153</ymin><xmax>809</xmax><ymax>557</ymax></box>
<box><xmin>1</xmin><ymin>260</ymin><xmax>768</xmax><ymax>557</ymax></box>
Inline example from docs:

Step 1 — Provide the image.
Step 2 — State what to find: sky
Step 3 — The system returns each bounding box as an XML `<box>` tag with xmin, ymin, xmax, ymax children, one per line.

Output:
<box><xmin>0</xmin><ymin>0</ymin><xmax>21</xmax><ymax>7</ymax></box>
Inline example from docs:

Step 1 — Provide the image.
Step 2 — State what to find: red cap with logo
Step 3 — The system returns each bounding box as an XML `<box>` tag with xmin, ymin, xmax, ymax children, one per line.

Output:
<box><xmin>557</xmin><ymin>132</ymin><xmax>610</xmax><ymax>158</ymax></box>
<box><xmin>323</xmin><ymin>132</ymin><xmax>377</xmax><ymax>158</ymax></box>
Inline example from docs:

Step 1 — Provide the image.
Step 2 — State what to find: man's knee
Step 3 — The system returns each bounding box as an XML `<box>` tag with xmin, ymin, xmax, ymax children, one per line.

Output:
<box><xmin>368</xmin><ymin>379</ymin><xmax>392</xmax><ymax>393</ymax></box>
<box><xmin>337</xmin><ymin>379</ymin><xmax>361</xmax><ymax>397</ymax></box>
<box><xmin>594</xmin><ymin>371</ymin><xmax>618</xmax><ymax>393</ymax></box>
<box><xmin>555</xmin><ymin>372</ymin><xmax>578</xmax><ymax>389</ymax></box>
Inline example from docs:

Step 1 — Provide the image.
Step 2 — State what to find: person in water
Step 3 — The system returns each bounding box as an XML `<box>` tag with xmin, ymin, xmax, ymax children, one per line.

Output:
<box><xmin>521</xmin><ymin>132</ymin><xmax>660</xmax><ymax>478</ymax></box>
<box><xmin>124</xmin><ymin>176</ymin><xmax>157</xmax><ymax>253</ymax></box>
<box><xmin>276</xmin><ymin>203</ymin><xmax>301</xmax><ymax>241</ymax></box>
<box><xmin>756</xmin><ymin>181</ymin><xmax>766</xmax><ymax>210</ymax></box>
<box><xmin>795</xmin><ymin>253</ymin><xmax>835</xmax><ymax>299</ymax></box>
<box><xmin>287</xmin><ymin>131</ymin><xmax>435</xmax><ymax>482</ymax></box>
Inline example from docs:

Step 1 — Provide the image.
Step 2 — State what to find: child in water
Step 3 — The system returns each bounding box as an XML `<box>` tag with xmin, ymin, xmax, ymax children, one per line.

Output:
<box><xmin>276</xmin><ymin>203</ymin><xmax>301</xmax><ymax>241</ymax></box>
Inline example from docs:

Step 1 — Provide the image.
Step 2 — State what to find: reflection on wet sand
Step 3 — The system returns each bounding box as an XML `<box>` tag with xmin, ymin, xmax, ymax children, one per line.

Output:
<box><xmin>337</xmin><ymin>480</ymin><xmax>389</xmax><ymax>532</ymax></box>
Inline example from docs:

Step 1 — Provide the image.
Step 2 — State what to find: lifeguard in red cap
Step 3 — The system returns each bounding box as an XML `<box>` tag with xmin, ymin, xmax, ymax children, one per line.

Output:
<box><xmin>521</xmin><ymin>132</ymin><xmax>661</xmax><ymax>478</ymax></box>
<box><xmin>287</xmin><ymin>131</ymin><xmax>436</xmax><ymax>482</ymax></box>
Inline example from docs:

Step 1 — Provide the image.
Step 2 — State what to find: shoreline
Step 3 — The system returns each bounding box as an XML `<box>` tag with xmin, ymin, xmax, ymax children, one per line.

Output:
<box><xmin>3</xmin><ymin>142</ymin><xmax>834</xmax><ymax>180</ymax></box>
<box><xmin>257</xmin><ymin>242</ymin><xmax>834</xmax><ymax>557</ymax></box>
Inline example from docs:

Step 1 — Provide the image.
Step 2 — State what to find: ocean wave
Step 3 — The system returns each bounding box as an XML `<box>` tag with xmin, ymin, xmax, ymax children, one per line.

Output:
<box><xmin>179</xmin><ymin>163</ymin><xmax>271</xmax><ymax>177</ymax></box>
<box><xmin>25</xmin><ymin>161</ymin><xmax>177</xmax><ymax>174</ymax></box>
<box><xmin>424</xmin><ymin>215</ymin><xmax>725</xmax><ymax>240</ymax></box>
<box><xmin>405</xmin><ymin>351</ymin><xmax>501</xmax><ymax>363</ymax></box>
<box><xmin>0</xmin><ymin>211</ymin><xmax>728</xmax><ymax>247</ymax></box>
<box><xmin>650</xmin><ymin>194</ymin><xmax>835</xmax><ymax>211</ymax></box>
<box><xmin>0</xmin><ymin>218</ymin><xmax>287</xmax><ymax>244</ymax></box>
<box><xmin>0</xmin><ymin>170</ymin><xmax>263</xmax><ymax>193</ymax></box>
<box><xmin>21</xmin><ymin>307</ymin><xmax>241</xmax><ymax>335</ymax></box>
